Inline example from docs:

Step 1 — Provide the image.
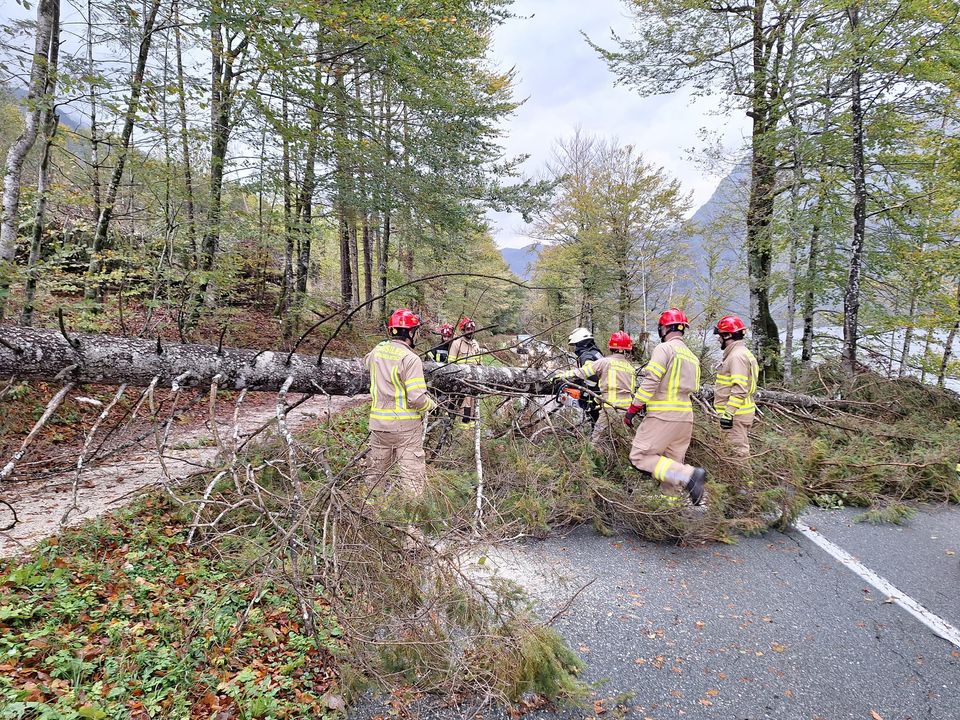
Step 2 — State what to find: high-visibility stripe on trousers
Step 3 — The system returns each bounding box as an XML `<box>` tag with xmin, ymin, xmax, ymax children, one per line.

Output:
<box><xmin>628</xmin><ymin>416</ymin><xmax>697</xmax><ymax>494</ymax></box>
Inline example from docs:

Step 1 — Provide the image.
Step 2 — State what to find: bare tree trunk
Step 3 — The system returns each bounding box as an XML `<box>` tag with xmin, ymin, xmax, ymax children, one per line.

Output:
<box><xmin>898</xmin><ymin>292</ymin><xmax>917</xmax><ymax>377</ymax></box>
<box><xmin>87</xmin><ymin>0</ymin><xmax>101</xmax><ymax>225</ymax></box>
<box><xmin>84</xmin><ymin>0</ymin><xmax>162</xmax><ymax>305</ymax></box>
<box><xmin>0</xmin><ymin>326</ymin><xmax>878</xmax><ymax>409</ymax></box>
<box><xmin>173</xmin><ymin>0</ymin><xmax>197</xmax><ymax>266</ymax></box>
<box><xmin>744</xmin><ymin>2</ymin><xmax>785</xmax><ymax>382</ymax></box>
<box><xmin>278</xmin><ymin>80</ymin><xmax>294</xmax><ymax>328</ymax></box>
<box><xmin>194</xmin><ymin>8</ymin><xmax>248</xmax><ymax>316</ymax></box>
<box><xmin>379</xmin><ymin>211</ymin><xmax>390</xmax><ymax>318</ymax></box>
<box><xmin>0</xmin><ymin>0</ymin><xmax>58</xmax><ymax>320</ymax></box>
<box><xmin>937</xmin><ymin>280</ymin><xmax>960</xmax><ymax>388</ymax></box>
<box><xmin>20</xmin><ymin>3</ymin><xmax>61</xmax><ymax>327</ymax></box>
<box><xmin>349</xmin><ymin>220</ymin><xmax>361</xmax><ymax>307</ymax></box>
<box><xmin>0</xmin><ymin>326</ymin><xmax>553</xmax><ymax>396</ymax></box>
<box><xmin>841</xmin><ymin>4</ymin><xmax>867</xmax><ymax>375</ymax></box>
<box><xmin>362</xmin><ymin>217</ymin><xmax>372</xmax><ymax>308</ymax></box>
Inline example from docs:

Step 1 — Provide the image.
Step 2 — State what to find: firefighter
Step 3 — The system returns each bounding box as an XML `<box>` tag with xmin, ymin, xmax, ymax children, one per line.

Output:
<box><xmin>449</xmin><ymin>317</ymin><xmax>482</xmax><ymax>427</ymax></box>
<box><xmin>567</xmin><ymin>327</ymin><xmax>603</xmax><ymax>424</ymax></box>
<box><xmin>363</xmin><ymin>308</ymin><xmax>436</xmax><ymax>499</ymax></box>
<box><xmin>554</xmin><ymin>331</ymin><xmax>636</xmax><ymax>453</ymax></box>
<box><xmin>712</xmin><ymin>314</ymin><xmax>759</xmax><ymax>457</ymax></box>
<box><xmin>427</xmin><ymin>323</ymin><xmax>455</xmax><ymax>362</ymax></box>
<box><xmin>624</xmin><ymin>308</ymin><xmax>707</xmax><ymax>505</ymax></box>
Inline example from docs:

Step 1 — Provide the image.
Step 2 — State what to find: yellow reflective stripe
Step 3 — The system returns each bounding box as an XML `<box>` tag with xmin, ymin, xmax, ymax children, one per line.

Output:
<box><xmin>645</xmin><ymin>361</ymin><xmax>666</xmax><ymax>379</ymax></box>
<box><xmin>370</xmin><ymin>408</ymin><xmax>422</xmax><ymax>420</ymax></box>
<box><xmin>733</xmin><ymin>404</ymin><xmax>756</xmax><ymax>415</ymax></box>
<box><xmin>391</xmin><ymin>367</ymin><xmax>405</xmax><ymax>411</ymax></box>
<box><xmin>653</xmin><ymin>457</ymin><xmax>673</xmax><ymax>481</ymax></box>
<box><xmin>727</xmin><ymin>397</ymin><xmax>745</xmax><ymax>407</ymax></box>
<box><xmin>727</xmin><ymin>374</ymin><xmax>750</xmax><ymax>385</ymax></box>
<box><xmin>608</xmin><ymin>398</ymin><xmax>631</xmax><ymax>408</ymax></box>
<box><xmin>633</xmin><ymin>388</ymin><xmax>654</xmax><ymax>402</ymax></box>
<box><xmin>405</xmin><ymin>377</ymin><xmax>427</xmax><ymax>390</ymax></box>
<box><xmin>647</xmin><ymin>401</ymin><xmax>692</xmax><ymax>411</ymax></box>
<box><xmin>667</xmin><ymin>354</ymin><xmax>681</xmax><ymax>402</ymax></box>
<box><xmin>581</xmin><ymin>360</ymin><xmax>596</xmax><ymax>376</ymax></box>
<box><xmin>606</xmin><ymin>364</ymin><xmax>618</xmax><ymax>404</ymax></box>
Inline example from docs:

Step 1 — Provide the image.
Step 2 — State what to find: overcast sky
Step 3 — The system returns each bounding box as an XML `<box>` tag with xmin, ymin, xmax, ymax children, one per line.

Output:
<box><xmin>487</xmin><ymin>0</ymin><xmax>749</xmax><ymax>248</ymax></box>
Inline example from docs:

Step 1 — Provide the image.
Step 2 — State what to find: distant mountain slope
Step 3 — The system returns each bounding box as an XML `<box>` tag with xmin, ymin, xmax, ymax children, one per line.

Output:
<box><xmin>500</xmin><ymin>243</ymin><xmax>540</xmax><ymax>280</ymax></box>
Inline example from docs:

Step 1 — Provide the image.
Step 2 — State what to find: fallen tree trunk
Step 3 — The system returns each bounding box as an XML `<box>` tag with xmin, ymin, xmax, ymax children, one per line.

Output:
<box><xmin>0</xmin><ymin>326</ymin><xmax>871</xmax><ymax>411</ymax></box>
<box><xmin>0</xmin><ymin>326</ymin><xmax>552</xmax><ymax>395</ymax></box>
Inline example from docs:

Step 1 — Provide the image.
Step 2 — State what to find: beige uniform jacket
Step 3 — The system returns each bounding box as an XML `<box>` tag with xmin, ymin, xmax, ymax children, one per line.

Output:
<box><xmin>557</xmin><ymin>354</ymin><xmax>636</xmax><ymax>409</ymax></box>
<box><xmin>449</xmin><ymin>337</ymin><xmax>482</xmax><ymax>364</ymax></box>
<box><xmin>630</xmin><ymin>337</ymin><xmax>701</xmax><ymax>422</ymax></box>
<box><xmin>364</xmin><ymin>340</ymin><xmax>436</xmax><ymax>431</ymax></box>
<box><xmin>714</xmin><ymin>339</ymin><xmax>758</xmax><ymax>417</ymax></box>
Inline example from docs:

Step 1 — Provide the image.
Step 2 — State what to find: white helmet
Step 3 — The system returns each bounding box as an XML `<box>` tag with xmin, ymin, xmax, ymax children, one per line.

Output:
<box><xmin>568</xmin><ymin>327</ymin><xmax>593</xmax><ymax>345</ymax></box>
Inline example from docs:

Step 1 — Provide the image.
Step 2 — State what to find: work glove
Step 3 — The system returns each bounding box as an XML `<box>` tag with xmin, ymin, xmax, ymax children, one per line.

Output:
<box><xmin>624</xmin><ymin>403</ymin><xmax>644</xmax><ymax>428</ymax></box>
<box><xmin>718</xmin><ymin>412</ymin><xmax>733</xmax><ymax>430</ymax></box>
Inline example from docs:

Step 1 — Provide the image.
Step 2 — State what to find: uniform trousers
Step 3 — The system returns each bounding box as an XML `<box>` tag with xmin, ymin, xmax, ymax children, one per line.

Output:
<box><xmin>629</xmin><ymin>416</ymin><xmax>697</xmax><ymax>494</ymax></box>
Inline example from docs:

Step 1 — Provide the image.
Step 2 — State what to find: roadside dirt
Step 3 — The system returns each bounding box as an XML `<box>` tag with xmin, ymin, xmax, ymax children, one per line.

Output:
<box><xmin>0</xmin><ymin>392</ymin><xmax>366</xmax><ymax>556</ymax></box>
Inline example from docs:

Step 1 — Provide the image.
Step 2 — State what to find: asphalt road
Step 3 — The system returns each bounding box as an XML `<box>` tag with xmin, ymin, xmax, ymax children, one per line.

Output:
<box><xmin>352</xmin><ymin>506</ymin><xmax>960</xmax><ymax>719</ymax></box>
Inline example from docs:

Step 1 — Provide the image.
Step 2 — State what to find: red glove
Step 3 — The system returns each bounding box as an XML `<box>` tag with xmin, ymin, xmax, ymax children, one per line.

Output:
<box><xmin>624</xmin><ymin>403</ymin><xmax>644</xmax><ymax>428</ymax></box>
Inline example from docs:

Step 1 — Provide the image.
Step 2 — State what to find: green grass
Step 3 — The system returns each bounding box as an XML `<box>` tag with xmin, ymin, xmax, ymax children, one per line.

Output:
<box><xmin>0</xmin><ymin>499</ymin><xmax>344</xmax><ymax>720</ymax></box>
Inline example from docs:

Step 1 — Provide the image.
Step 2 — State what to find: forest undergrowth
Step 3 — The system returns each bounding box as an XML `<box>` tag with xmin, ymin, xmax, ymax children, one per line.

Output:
<box><xmin>1</xmin><ymin>364</ymin><xmax>958</xmax><ymax>719</ymax></box>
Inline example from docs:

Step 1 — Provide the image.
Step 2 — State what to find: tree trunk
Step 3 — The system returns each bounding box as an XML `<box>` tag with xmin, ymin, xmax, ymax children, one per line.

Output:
<box><xmin>937</xmin><ymin>280</ymin><xmax>960</xmax><ymax>388</ymax></box>
<box><xmin>349</xmin><ymin>219</ymin><xmax>360</xmax><ymax>307</ymax></box>
<box><xmin>87</xmin><ymin>0</ymin><xmax>101</xmax><ymax>226</ymax></box>
<box><xmin>379</xmin><ymin>210</ymin><xmax>390</xmax><ymax>318</ymax></box>
<box><xmin>20</xmin><ymin>4</ymin><xmax>61</xmax><ymax>327</ymax></box>
<box><xmin>278</xmin><ymin>79</ymin><xmax>294</xmax><ymax>327</ymax></box>
<box><xmin>0</xmin><ymin>0</ymin><xmax>58</xmax><ymax>320</ymax></box>
<box><xmin>783</xmin><ymin>227</ymin><xmax>798</xmax><ymax>384</ymax></box>
<box><xmin>362</xmin><ymin>216</ymin><xmax>372</xmax><ymax>310</ymax></box>
<box><xmin>841</xmin><ymin>4</ymin><xmax>867</xmax><ymax>375</ymax></box>
<box><xmin>173</xmin><ymin>0</ymin><xmax>197</xmax><ymax>266</ymax></box>
<box><xmin>744</xmin><ymin>1</ymin><xmax>782</xmax><ymax>382</ymax></box>
<box><xmin>0</xmin><ymin>326</ymin><xmax>874</xmax><ymax>410</ymax></box>
<box><xmin>898</xmin><ymin>292</ymin><xmax>917</xmax><ymax>377</ymax></box>
<box><xmin>0</xmin><ymin>326</ymin><xmax>553</xmax><ymax>396</ymax></box>
<box><xmin>194</xmin><ymin>5</ymin><xmax>247</xmax><ymax>316</ymax></box>
<box><xmin>801</xmin><ymin>199</ymin><xmax>823</xmax><ymax>367</ymax></box>
<box><xmin>84</xmin><ymin>0</ymin><xmax>162</xmax><ymax>305</ymax></box>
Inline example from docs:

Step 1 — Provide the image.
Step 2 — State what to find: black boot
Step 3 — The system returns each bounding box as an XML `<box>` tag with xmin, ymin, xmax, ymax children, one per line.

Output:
<box><xmin>686</xmin><ymin>468</ymin><xmax>707</xmax><ymax>506</ymax></box>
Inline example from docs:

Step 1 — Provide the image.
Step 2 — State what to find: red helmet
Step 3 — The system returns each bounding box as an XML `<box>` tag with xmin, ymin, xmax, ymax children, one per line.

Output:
<box><xmin>439</xmin><ymin>323</ymin><xmax>454</xmax><ymax>338</ymax></box>
<box><xmin>714</xmin><ymin>315</ymin><xmax>746</xmax><ymax>335</ymax></box>
<box><xmin>459</xmin><ymin>317</ymin><xmax>476</xmax><ymax>332</ymax></box>
<box><xmin>658</xmin><ymin>308</ymin><xmax>689</xmax><ymax>328</ymax></box>
<box><xmin>387</xmin><ymin>308</ymin><xmax>421</xmax><ymax>330</ymax></box>
<box><xmin>608</xmin><ymin>331</ymin><xmax>633</xmax><ymax>351</ymax></box>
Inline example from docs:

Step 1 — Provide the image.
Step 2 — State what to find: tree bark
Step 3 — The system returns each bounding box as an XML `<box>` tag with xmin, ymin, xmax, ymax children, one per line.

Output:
<box><xmin>937</xmin><ymin>280</ymin><xmax>960</xmax><ymax>388</ymax></box>
<box><xmin>744</xmin><ymin>0</ymin><xmax>784</xmax><ymax>382</ymax></box>
<box><xmin>173</xmin><ymin>0</ymin><xmax>197</xmax><ymax>266</ymax></box>
<box><xmin>0</xmin><ymin>326</ymin><xmax>871</xmax><ymax>413</ymax></box>
<box><xmin>20</xmin><ymin>2</ymin><xmax>61</xmax><ymax>327</ymax></box>
<box><xmin>841</xmin><ymin>3</ymin><xmax>867</xmax><ymax>374</ymax></box>
<box><xmin>83</xmin><ymin>0</ymin><xmax>162</xmax><ymax>304</ymax></box>
<box><xmin>0</xmin><ymin>0</ymin><xmax>58</xmax><ymax>320</ymax></box>
<box><xmin>0</xmin><ymin>325</ymin><xmax>553</xmax><ymax>396</ymax></box>
<box><xmin>194</xmin><ymin>4</ymin><xmax>248</xmax><ymax>315</ymax></box>
<box><xmin>87</xmin><ymin>0</ymin><xmax>101</xmax><ymax>226</ymax></box>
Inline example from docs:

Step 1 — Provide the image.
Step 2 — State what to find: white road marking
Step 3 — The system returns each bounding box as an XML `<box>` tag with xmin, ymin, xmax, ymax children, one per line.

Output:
<box><xmin>795</xmin><ymin>520</ymin><xmax>960</xmax><ymax>649</ymax></box>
